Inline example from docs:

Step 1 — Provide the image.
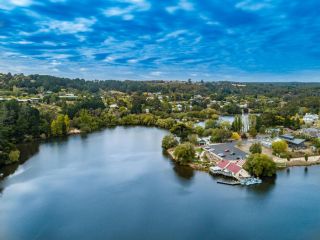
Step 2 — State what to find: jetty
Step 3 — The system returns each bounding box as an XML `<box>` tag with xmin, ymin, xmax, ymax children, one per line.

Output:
<box><xmin>217</xmin><ymin>180</ymin><xmax>240</xmax><ymax>185</ymax></box>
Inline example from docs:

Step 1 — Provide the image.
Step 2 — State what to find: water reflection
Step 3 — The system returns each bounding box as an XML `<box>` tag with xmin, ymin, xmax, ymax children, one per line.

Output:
<box><xmin>172</xmin><ymin>165</ymin><xmax>194</xmax><ymax>180</ymax></box>
<box><xmin>246</xmin><ymin>176</ymin><xmax>276</xmax><ymax>196</ymax></box>
<box><xmin>0</xmin><ymin>142</ymin><xmax>40</xmax><ymax>178</ymax></box>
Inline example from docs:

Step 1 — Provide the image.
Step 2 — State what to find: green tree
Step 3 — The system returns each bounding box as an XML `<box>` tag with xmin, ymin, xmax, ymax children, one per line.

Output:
<box><xmin>272</xmin><ymin>140</ymin><xmax>288</xmax><ymax>155</ymax></box>
<box><xmin>51</xmin><ymin>114</ymin><xmax>69</xmax><ymax>136</ymax></box>
<box><xmin>243</xmin><ymin>154</ymin><xmax>276</xmax><ymax>177</ymax></box>
<box><xmin>173</xmin><ymin>142</ymin><xmax>195</xmax><ymax>164</ymax></box>
<box><xmin>249</xmin><ymin>142</ymin><xmax>262</xmax><ymax>154</ymax></box>
<box><xmin>194</xmin><ymin>126</ymin><xmax>204</xmax><ymax>136</ymax></box>
<box><xmin>50</xmin><ymin>120</ymin><xmax>58</xmax><ymax>136</ymax></box>
<box><xmin>205</xmin><ymin>119</ymin><xmax>217</xmax><ymax>129</ymax></box>
<box><xmin>170</xmin><ymin>122</ymin><xmax>193</xmax><ymax>141</ymax></box>
<box><xmin>187</xmin><ymin>134</ymin><xmax>198</xmax><ymax>145</ymax></box>
<box><xmin>162</xmin><ymin>134</ymin><xmax>179</xmax><ymax>150</ymax></box>
<box><xmin>210</xmin><ymin>128</ymin><xmax>232</xmax><ymax>143</ymax></box>
<box><xmin>8</xmin><ymin>149</ymin><xmax>20</xmax><ymax>163</ymax></box>
<box><xmin>231</xmin><ymin>115</ymin><xmax>243</xmax><ymax>132</ymax></box>
<box><xmin>249</xmin><ymin>127</ymin><xmax>257</xmax><ymax>138</ymax></box>
<box><xmin>64</xmin><ymin>115</ymin><xmax>70</xmax><ymax>133</ymax></box>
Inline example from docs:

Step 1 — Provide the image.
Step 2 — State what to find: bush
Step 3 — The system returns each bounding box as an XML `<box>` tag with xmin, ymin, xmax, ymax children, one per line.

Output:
<box><xmin>231</xmin><ymin>132</ymin><xmax>241</xmax><ymax>140</ymax></box>
<box><xmin>173</xmin><ymin>142</ymin><xmax>195</xmax><ymax>163</ymax></box>
<box><xmin>210</xmin><ymin>128</ymin><xmax>232</xmax><ymax>143</ymax></box>
<box><xmin>8</xmin><ymin>150</ymin><xmax>20</xmax><ymax>163</ymax></box>
<box><xmin>187</xmin><ymin>134</ymin><xmax>198</xmax><ymax>145</ymax></box>
<box><xmin>243</xmin><ymin>154</ymin><xmax>276</xmax><ymax>177</ymax></box>
<box><xmin>272</xmin><ymin>140</ymin><xmax>288</xmax><ymax>155</ymax></box>
<box><xmin>249</xmin><ymin>143</ymin><xmax>262</xmax><ymax>154</ymax></box>
<box><xmin>162</xmin><ymin>134</ymin><xmax>178</xmax><ymax>150</ymax></box>
<box><xmin>249</xmin><ymin>127</ymin><xmax>257</xmax><ymax>138</ymax></box>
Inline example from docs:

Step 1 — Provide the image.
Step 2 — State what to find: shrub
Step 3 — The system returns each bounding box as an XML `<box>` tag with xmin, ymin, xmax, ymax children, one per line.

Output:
<box><xmin>173</xmin><ymin>142</ymin><xmax>195</xmax><ymax>163</ymax></box>
<box><xmin>162</xmin><ymin>134</ymin><xmax>178</xmax><ymax>150</ymax></box>
<box><xmin>249</xmin><ymin>142</ymin><xmax>262</xmax><ymax>154</ymax></box>
<box><xmin>272</xmin><ymin>140</ymin><xmax>288</xmax><ymax>155</ymax></box>
<box><xmin>8</xmin><ymin>150</ymin><xmax>20</xmax><ymax>163</ymax></box>
<box><xmin>243</xmin><ymin>154</ymin><xmax>276</xmax><ymax>177</ymax></box>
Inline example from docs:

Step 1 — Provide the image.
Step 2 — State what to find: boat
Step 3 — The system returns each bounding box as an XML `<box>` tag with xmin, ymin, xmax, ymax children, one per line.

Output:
<box><xmin>240</xmin><ymin>178</ymin><xmax>262</xmax><ymax>186</ymax></box>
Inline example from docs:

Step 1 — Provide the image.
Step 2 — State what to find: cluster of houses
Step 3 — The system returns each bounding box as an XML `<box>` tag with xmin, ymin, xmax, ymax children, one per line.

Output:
<box><xmin>0</xmin><ymin>97</ymin><xmax>41</xmax><ymax>103</ymax></box>
<box><xmin>202</xmin><ymin>142</ymin><xmax>251</xmax><ymax>180</ymax></box>
<box><xmin>0</xmin><ymin>92</ymin><xmax>79</xmax><ymax>103</ymax></box>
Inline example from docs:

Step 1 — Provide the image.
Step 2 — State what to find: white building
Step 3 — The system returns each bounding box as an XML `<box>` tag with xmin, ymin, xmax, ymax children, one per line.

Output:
<box><xmin>303</xmin><ymin>113</ymin><xmax>319</xmax><ymax>124</ymax></box>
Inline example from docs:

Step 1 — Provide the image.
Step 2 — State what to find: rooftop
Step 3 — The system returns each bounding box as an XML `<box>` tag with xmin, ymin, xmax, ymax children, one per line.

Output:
<box><xmin>207</xmin><ymin>142</ymin><xmax>247</xmax><ymax>161</ymax></box>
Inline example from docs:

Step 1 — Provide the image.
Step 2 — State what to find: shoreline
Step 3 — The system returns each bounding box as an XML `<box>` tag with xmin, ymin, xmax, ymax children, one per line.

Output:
<box><xmin>167</xmin><ymin>146</ymin><xmax>320</xmax><ymax>174</ymax></box>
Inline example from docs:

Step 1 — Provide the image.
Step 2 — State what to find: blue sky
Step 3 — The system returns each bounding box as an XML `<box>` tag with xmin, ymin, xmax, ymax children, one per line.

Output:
<box><xmin>0</xmin><ymin>0</ymin><xmax>320</xmax><ymax>81</ymax></box>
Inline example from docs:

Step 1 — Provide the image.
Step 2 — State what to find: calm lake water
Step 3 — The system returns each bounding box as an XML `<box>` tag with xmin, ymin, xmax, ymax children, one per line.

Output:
<box><xmin>0</xmin><ymin>127</ymin><xmax>320</xmax><ymax>240</ymax></box>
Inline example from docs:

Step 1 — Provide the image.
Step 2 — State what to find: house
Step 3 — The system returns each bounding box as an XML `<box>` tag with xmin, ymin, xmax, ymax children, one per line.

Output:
<box><xmin>303</xmin><ymin>113</ymin><xmax>319</xmax><ymax>124</ymax></box>
<box><xmin>298</xmin><ymin>128</ymin><xmax>320</xmax><ymax>138</ymax></box>
<box><xmin>109</xmin><ymin>104</ymin><xmax>118</xmax><ymax>109</ymax></box>
<box><xmin>175</xmin><ymin>104</ymin><xmax>183</xmax><ymax>112</ymax></box>
<box><xmin>59</xmin><ymin>93</ymin><xmax>78</xmax><ymax>99</ymax></box>
<box><xmin>266</xmin><ymin>128</ymin><xmax>281</xmax><ymax>136</ymax></box>
<box><xmin>210</xmin><ymin>160</ymin><xmax>250</xmax><ymax>180</ymax></box>
<box><xmin>279</xmin><ymin>134</ymin><xmax>306</xmax><ymax>149</ymax></box>
<box><xmin>197</xmin><ymin>137</ymin><xmax>211</xmax><ymax>146</ymax></box>
<box><xmin>17</xmin><ymin>99</ymin><xmax>29</xmax><ymax>103</ymax></box>
<box><xmin>258</xmin><ymin>137</ymin><xmax>282</xmax><ymax>148</ymax></box>
<box><xmin>30</xmin><ymin>97</ymin><xmax>41</xmax><ymax>103</ymax></box>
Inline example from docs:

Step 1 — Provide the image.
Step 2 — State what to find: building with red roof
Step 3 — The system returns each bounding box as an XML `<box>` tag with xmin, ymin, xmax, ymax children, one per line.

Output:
<box><xmin>226</xmin><ymin>163</ymin><xmax>241</xmax><ymax>174</ymax></box>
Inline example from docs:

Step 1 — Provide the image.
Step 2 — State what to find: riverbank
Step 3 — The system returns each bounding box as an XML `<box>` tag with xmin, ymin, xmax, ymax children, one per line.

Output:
<box><xmin>167</xmin><ymin>149</ymin><xmax>211</xmax><ymax>171</ymax></box>
<box><xmin>167</xmin><ymin>143</ymin><xmax>320</xmax><ymax>180</ymax></box>
<box><xmin>237</xmin><ymin>141</ymin><xmax>320</xmax><ymax>168</ymax></box>
<box><xmin>274</xmin><ymin>156</ymin><xmax>320</xmax><ymax>167</ymax></box>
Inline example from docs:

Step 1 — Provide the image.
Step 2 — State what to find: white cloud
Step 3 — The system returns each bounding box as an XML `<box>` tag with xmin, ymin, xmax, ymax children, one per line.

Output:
<box><xmin>42</xmin><ymin>41</ymin><xmax>58</xmax><ymax>46</ymax></box>
<box><xmin>104</xmin><ymin>56</ymin><xmax>116</xmax><ymax>63</ymax></box>
<box><xmin>127</xmin><ymin>58</ymin><xmax>139</xmax><ymax>64</ymax></box>
<box><xmin>123</xmin><ymin>14</ymin><xmax>134</xmax><ymax>20</ymax></box>
<box><xmin>103</xmin><ymin>0</ymin><xmax>150</xmax><ymax>20</ymax></box>
<box><xmin>13</xmin><ymin>40</ymin><xmax>33</xmax><ymax>44</ymax></box>
<box><xmin>150</xmin><ymin>71</ymin><xmax>162</xmax><ymax>76</ymax></box>
<box><xmin>43</xmin><ymin>17</ymin><xmax>96</xmax><ymax>34</ymax></box>
<box><xmin>166</xmin><ymin>0</ymin><xmax>194</xmax><ymax>14</ymax></box>
<box><xmin>104</xmin><ymin>7</ymin><xmax>128</xmax><ymax>17</ymax></box>
<box><xmin>10</xmin><ymin>0</ymin><xmax>32</xmax><ymax>6</ymax></box>
<box><xmin>0</xmin><ymin>0</ymin><xmax>33</xmax><ymax>9</ymax></box>
<box><xmin>235</xmin><ymin>0</ymin><xmax>271</xmax><ymax>11</ymax></box>
<box><xmin>157</xmin><ymin>29</ymin><xmax>188</xmax><ymax>42</ymax></box>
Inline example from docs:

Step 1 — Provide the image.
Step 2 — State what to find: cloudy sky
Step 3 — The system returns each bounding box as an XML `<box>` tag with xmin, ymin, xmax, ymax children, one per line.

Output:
<box><xmin>0</xmin><ymin>0</ymin><xmax>319</xmax><ymax>81</ymax></box>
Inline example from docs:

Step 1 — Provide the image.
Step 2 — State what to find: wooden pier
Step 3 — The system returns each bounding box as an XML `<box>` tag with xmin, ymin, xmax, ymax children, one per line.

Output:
<box><xmin>217</xmin><ymin>180</ymin><xmax>240</xmax><ymax>185</ymax></box>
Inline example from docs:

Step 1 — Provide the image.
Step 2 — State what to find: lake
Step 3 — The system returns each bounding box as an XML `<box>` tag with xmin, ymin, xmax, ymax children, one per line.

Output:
<box><xmin>0</xmin><ymin>127</ymin><xmax>320</xmax><ymax>240</ymax></box>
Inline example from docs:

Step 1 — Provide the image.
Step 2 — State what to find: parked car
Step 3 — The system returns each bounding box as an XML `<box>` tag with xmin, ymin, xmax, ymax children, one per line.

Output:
<box><xmin>218</xmin><ymin>153</ymin><xmax>226</xmax><ymax>157</ymax></box>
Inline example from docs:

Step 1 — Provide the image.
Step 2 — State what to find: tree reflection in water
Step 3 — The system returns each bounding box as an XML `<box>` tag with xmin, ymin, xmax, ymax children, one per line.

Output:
<box><xmin>0</xmin><ymin>142</ymin><xmax>40</xmax><ymax>178</ymax></box>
